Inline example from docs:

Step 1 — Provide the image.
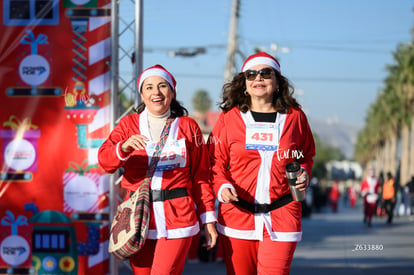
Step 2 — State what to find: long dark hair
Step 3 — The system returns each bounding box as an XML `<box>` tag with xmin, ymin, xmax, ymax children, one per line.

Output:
<box><xmin>219</xmin><ymin>69</ymin><xmax>301</xmax><ymax>113</ymax></box>
<box><xmin>134</xmin><ymin>98</ymin><xmax>188</xmax><ymax>117</ymax></box>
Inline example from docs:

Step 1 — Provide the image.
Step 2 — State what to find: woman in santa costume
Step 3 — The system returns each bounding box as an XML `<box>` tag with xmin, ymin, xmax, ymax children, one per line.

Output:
<box><xmin>360</xmin><ymin>168</ymin><xmax>380</xmax><ymax>227</ymax></box>
<box><xmin>98</xmin><ymin>65</ymin><xmax>217</xmax><ymax>274</ymax></box>
<box><xmin>208</xmin><ymin>52</ymin><xmax>315</xmax><ymax>275</ymax></box>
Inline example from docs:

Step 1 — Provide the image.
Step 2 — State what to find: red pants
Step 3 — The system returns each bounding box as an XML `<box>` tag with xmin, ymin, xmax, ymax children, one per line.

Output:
<box><xmin>330</xmin><ymin>200</ymin><xmax>338</xmax><ymax>213</ymax></box>
<box><xmin>364</xmin><ymin>201</ymin><xmax>376</xmax><ymax>220</ymax></box>
<box><xmin>187</xmin><ymin>233</ymin><xmax>200</xmax><ymax>260</ymax></box>
<box><xmin>221</xmin><ymin>230</ymin><xmax>297</xmax><ymax>275</ymax></box>
<box><xmin>350</xmin><ymin>197</ymin><xmax>356</xmax><ymax>207</ymax></box>
<box><xmin>129</xmin><ymin>237</ymin><xmax>193</xmax><ymax>275</ymax></box>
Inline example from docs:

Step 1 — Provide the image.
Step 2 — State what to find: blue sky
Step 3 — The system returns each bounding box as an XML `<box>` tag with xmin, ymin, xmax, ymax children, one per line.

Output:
<box><xmin>120</xmin><ymin>0</ymin><xmax>413</xmax><ymax>128</ymax></box>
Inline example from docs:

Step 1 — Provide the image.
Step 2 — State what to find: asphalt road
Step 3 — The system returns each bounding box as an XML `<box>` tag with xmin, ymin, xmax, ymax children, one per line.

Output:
<box><xmin>118</xmin><ymin>200</ymin><xmax>414</xmax><ymax>275</ymax></box>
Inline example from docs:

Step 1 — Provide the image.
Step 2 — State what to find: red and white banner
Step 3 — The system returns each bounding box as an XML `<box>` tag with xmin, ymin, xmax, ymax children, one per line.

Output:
<box><xmin>0</xmin><ymin>1</ymin><xmax>111</xmax><ymax>274</ymax></box>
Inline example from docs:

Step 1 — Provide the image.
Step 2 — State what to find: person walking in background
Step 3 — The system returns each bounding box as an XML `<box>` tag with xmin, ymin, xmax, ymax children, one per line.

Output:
<box><xmin>98</xmin><ymin>65</ymin><xmax>217</xmax><ymax>274</ymax></box>
<box><xmin>348</xmin><ymin>182</ymin><xmax>358</xmax><ymax>208</ymax></box>
<box><xmin>360</xmin><ymin>168</ymin><xmax>380</xmax><ymax>227</ymax></box>
<box><xmin>407</xmin><ymin>176</ymin><xmax>414</xmax><ymax>215</ymax></box>
<box><xmin>376</xmin><ymin>171</ymin><xmax>385</xmax><ymax>216</ymax></box>
<box><xmin>208</xmin><ymin>52</ymin><xmax>315</xmax><ymax>275</ymax></box>
<box><xmin>329</xmin><ymin>181</ymin><xmax>341</xmax><ymax>213</ymax></box>
<box><xmin>382</xmin><ymin>172</ymin><xmax>396</xmax><ymax>224</ymax></box>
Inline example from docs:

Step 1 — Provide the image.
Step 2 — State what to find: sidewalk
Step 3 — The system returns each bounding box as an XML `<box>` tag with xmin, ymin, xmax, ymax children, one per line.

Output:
<box><xmin>119</xmin><ymin>201</ymin><xmax>414</xmax><ymax>274</ymax></box>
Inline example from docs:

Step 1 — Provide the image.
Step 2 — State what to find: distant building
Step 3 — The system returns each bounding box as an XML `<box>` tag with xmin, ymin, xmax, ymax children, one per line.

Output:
<box><xmin>326</xmin><ymin>160</ymin><xmax>363</xmax><ymax>181</ymax></box>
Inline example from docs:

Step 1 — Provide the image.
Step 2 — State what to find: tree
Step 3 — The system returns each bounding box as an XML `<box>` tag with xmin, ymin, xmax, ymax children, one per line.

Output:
<box><xmin>354</xmin><ymin>41</ymin><xmax>414</xmax><ymax>178</ymax></box>
<box><xmin>192</xmin><ymin>89</ymin><xmax>212</xmax><ymax>113</ymax></box>
<box><xmin>312</xmin><ymin>133</ymin><xmax>345</xmax><ymax>179</ymax></box>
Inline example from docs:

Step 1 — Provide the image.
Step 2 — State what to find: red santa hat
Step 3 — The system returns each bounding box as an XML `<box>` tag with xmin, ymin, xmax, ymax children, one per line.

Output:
<box><xmin>137</xmin><ymin>64</ymin><xmax>177</xmax><ymax>98</ymax></box>
<box><xmin>241</xmin><ymin>52</ymin><xmax>281</xmax><ymax>73</ymax></box>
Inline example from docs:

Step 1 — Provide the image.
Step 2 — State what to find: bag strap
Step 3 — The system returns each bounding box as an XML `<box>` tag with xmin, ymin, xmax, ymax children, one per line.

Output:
<box><xmin>144</xmin><ymin>117</ymin><xmax>174</xmax><ymax>180</ymax></box>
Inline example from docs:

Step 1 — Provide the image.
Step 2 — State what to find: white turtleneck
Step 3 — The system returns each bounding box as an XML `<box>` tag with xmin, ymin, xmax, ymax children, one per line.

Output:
<box><xmin>147</xmin><ymin>108</ymin><xmax>171</xmax><ymax>141</ymax></box>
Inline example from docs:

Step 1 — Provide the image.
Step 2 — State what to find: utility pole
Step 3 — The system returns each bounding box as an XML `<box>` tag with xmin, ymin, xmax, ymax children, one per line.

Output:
<box><xmin>224</xmin><ymin>0</ymin><xmax>240</xmax><ymax>82</ymax></box>
<box><xmin>134</xmin><ymin>0</ymin><xmax>144</xmax><ymax>108</ymax></box>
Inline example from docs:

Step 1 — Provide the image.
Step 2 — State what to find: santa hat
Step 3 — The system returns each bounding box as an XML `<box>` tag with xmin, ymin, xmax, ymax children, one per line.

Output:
<box><xmin>241</xmin><ymin>52</ymin><xmax>281</xmax><ymax>73</ymax></box>
<box><xmin>137</xmin><ymin>64</ymin><xmax>176</xmax><ymax>98</ymax></box>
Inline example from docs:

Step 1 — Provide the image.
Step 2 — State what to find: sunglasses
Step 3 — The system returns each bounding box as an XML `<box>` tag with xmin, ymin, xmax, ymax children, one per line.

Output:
<box><xmin>244</xmin><ymin>68</ymin><xmax>274</xmax><ymax>81</ymax></box>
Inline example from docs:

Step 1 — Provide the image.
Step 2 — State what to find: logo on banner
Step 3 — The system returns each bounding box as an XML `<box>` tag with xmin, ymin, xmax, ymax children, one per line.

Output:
<box><xmin>19</xmin><ymin>55</ymin><xmax>50</xmax><ymax>86</ymax></box>
<box><xmin>4</xmin><ymin>139</ymin><xmax>36</xmax><ymax>171</ymax></box>
<box><xmin>0</xmin><ymin>235</ymin><xmax>30</xmax><ymax>266</ymax></box>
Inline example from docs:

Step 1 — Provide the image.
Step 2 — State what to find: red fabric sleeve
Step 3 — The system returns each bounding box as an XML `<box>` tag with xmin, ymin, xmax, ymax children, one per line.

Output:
<box><xmin>182</xmin><ymin>118</ymin><xmax>216</xmax><ymax>216</ymax></box>
<box><xmin>97</xmin><ymin>115</ymin><xmax>138</xmax><ymax>174</ymax></box>
<box><xmin>207</xmin><ymin>112</ymin><xmax>233</xmax><ymax>196</ymax></box>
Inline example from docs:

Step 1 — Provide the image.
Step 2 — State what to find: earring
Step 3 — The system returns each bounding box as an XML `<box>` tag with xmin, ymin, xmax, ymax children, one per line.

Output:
<box><xmin>244</xmin><ymin>91</ymin><xmax>249</xmax><ymax>96</ymax></box>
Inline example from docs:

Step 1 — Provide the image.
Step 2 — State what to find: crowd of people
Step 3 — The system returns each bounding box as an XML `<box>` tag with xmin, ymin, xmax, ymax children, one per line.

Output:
<box><xmin>326</xmin><ymin>167</ymin><xmax>414</xmax><ymax>228</ymax></box>
<box><xmin>99</xmin><ymin>52</ymin><xmax>315</xmax><ymax>274</ymax></box>
<box><xmin>98</xmin><ymin>51</ymin><xmax>414</xmax><ymax>274</ymax></box>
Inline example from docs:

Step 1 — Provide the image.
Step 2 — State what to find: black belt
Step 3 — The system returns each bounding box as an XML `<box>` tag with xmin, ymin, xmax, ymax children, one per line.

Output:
<box><xmin>233</xmin><ymin>194</ymin><xmax>293</xmax><ymax>213</ymax></box>
<box><xmin>129</xmin><ymin>188</ymin><xmax>189</xmax><ymax>202</ymax></box>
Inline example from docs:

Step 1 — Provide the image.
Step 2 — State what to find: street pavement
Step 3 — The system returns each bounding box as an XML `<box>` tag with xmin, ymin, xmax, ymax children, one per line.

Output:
<box><xmin>118</xmin><ymin>200</ymin><xmax>414</xmax><ymax>274</ymax></box>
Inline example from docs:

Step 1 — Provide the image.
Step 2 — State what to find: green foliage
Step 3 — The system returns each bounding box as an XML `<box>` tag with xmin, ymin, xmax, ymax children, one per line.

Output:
<box><xmin>192</xmin><ymin>89</ymin><xmax>212</xmax><ymax>113</ymax></box>
<box><xmin>354</xmin><ymin>41</ymin><xmax>414</xmax><ymax>166</ymax></box>
<box><xmin>312</xmin><ymin>133</ymin><xmax>345</xmax><ymax>179</ymax></box>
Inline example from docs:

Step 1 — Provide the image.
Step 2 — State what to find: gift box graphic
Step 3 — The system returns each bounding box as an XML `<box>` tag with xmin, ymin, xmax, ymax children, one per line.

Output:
<box><xmin>19</xmin><ymin>30</ymin><xmax>50</xmax><ymax>87</ymax></box>
<box><xmin>0</xmin><ymin>211</ymin><xmax>32</xmax><ymax>267</ymax></box>
<box><xmin>0</xmin><ymin>116</ymin><xmax>40</xmax><ymax>172</ymax></box>
<box><xmin>63</xmin><ymin>160</ymin><xmax>103</xmax><ymax>213</ymax></box>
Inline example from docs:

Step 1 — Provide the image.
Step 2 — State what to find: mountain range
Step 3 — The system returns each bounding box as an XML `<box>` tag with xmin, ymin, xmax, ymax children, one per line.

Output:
<box><xmin>309</xmin><ymin>118</ymin><xmax>361</xmax><ymax>160</ymax></box>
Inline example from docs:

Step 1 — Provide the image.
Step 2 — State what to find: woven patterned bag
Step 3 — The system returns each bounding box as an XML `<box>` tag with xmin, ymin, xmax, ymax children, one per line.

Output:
<box><xmin>108</xmin><ymin>118</ymin><xmax>173</xmax><ymax>261</ymax></box>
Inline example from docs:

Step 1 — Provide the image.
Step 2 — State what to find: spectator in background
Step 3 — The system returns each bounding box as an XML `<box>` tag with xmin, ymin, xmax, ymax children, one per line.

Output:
<box><xmin>376</xmin><ymin>171</ymin><xmax>385</xmax><ymax>216</ymax></box>
<box><xmin>382</xmin><ymin>172</ymin><xmax>396</xmax><ymax>224</ymax></box>
<box><xmin>329</xmin><ymin>181</ymin><xmax>341</xmax><ymax>213</ymax></box>
<box><xmin>348</xmin><ymin>182</ymin><xmax>358</xmax><ymax>208</ymax></box>
<box><xmin>360</xmin><ymin>168</ymin><xmax>380</xmax><ymax>227</ymax></box>
<box><xmin>407</xmin><ymin>176</ymin><xmax>414</xmax><ymax>215</ymax></box>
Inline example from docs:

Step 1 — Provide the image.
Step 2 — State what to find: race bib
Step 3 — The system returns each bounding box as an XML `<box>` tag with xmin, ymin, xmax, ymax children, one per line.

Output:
<box><xmin>147</xmin><ymin>139</ymin><xmax>187</xmax><ymax>171</ymax></box>
<box><xmin>245</xmin><ymin>123</ymin><xmax>279</xmax><ymax>151</ymax></box>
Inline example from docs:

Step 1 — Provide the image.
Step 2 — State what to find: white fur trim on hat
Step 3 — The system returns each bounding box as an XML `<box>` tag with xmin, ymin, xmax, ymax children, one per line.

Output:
<box><xmin>241</xmin><ymin>57</ymin><xmax>281</xmax><ymax>73</ymax></box>
<box><xmin>138</xmin><ymin>68</ymin><xmax>175</xmax><ymax>94</ymax></box>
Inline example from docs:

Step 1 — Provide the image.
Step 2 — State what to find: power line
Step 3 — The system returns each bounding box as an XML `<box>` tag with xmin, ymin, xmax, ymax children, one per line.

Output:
<box><xmin>175</xmin><ymin>73</ymin><xmax>382</xmax><ymax>83</ymax></box>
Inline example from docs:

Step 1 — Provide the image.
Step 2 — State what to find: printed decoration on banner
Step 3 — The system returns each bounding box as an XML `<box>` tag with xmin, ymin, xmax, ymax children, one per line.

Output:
<box><xmin>63</xmin><ymin>160</ymin><xmax>102</xmax><ymax>213</ymax></box>
<box><xmin>0</xmin><ymin>116</ymin><xmax>40</xmax><ymax>179</ymax></box>
<box><xmin>7</xmin><ymin>29</ymin><xmax>61</xmax><ymax>97</ymax></box>
<box><xmin>64</xmin><ymin>104</ymin><xmax>105</xmax><ymax>149</ymax></box>
<box><xmin>0</xmin><ymin>211</ymin><xmax>33</xmax><ymax>268</ymax></box>
<box><xmin>29</xmin><ymin>210</ymin><xmax>78</xmax><ymax>275</ymax></box>
<box><xmin>63</xmin><ymin>0</ymin><xmax>98</xmax><ymax>8</ymax></box>
<box><xmin>3</xmin><ymin>0</ymin><xmax>60</xmax><ymax>26</ymax></box>
<box><xmin>64</xmin><ymin>82</ymin><xmax>105</xmax><ymax>149</ymax></box>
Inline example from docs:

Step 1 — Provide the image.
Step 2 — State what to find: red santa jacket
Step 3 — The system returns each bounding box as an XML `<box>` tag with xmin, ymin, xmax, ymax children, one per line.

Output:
<box><xmin>98</xmin><ymin>109</ymin><xmax>217</xmax><ymax>239</ymax></box>
<box><xmin>360</xmin><ymin>176</ymin><xmax>380</xmax><ymax>203</ymax></box>
<box><xmin>208</xmin><ymin>107</ymin><xmax>315</xmax><ymax>242</ymax></box>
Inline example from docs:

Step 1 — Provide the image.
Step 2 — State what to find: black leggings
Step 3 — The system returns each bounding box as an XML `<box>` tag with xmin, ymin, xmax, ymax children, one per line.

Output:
<box><xmin>383</xmin><ymin>199</ymin><xmax>395</xmax><ymax>223</ymax></box>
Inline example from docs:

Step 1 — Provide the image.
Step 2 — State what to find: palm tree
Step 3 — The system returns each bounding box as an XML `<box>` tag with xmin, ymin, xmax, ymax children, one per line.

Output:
<box><xmin>354</xmin><ymin>24</ymin><xmax>414</xmax><ymax>182</ymax></box>
<box><xmin>392</xmin><ymin>44</ymin><xmax>414</xmax><ymax>185</ymax></box>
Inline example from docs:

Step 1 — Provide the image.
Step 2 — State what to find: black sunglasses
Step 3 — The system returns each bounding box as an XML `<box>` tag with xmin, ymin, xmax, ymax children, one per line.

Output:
<box><xmin>244</xmin><ymin>68</ymin><xmax>274</xmax><ymax>81</ymax></box>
